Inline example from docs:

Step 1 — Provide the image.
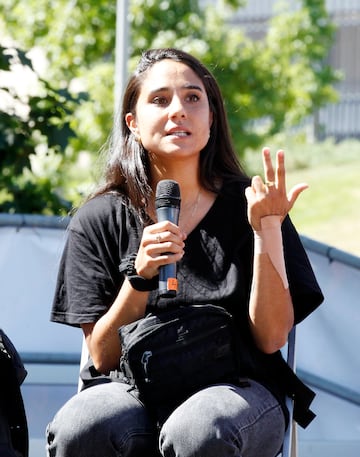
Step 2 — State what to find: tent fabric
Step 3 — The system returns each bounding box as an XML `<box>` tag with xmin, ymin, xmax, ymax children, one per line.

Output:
<box><xmin>0</xmin><ymin>215</ymin><xmax>359</xmax><ymax>456</ymax></box>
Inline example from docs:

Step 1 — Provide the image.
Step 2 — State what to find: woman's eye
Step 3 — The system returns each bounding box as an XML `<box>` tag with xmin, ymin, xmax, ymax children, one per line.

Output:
<box><xmin>152</xmin><ymin>96</ymin><xmax>168</xmax><ymax>105</ymax></box>
<box><xmin>151</xmin><ymin>93</ymin><xmax>200</xmax><ymax>105</ymax></box>
<box><xmin>187</xmin><ymin>94</ymin><xmax>200</xmax><ymax>102</ymax></box>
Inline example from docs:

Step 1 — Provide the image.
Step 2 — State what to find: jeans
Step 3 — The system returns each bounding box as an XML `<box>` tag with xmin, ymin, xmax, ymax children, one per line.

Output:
<box><xmin>46</xmin><ymin>379</ymin><xmax>285</xmax><ymax>457</ymax></box>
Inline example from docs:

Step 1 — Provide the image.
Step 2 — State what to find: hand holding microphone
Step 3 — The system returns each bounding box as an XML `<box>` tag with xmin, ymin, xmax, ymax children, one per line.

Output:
<box><xmin>155</xmin><ymin>180</ymin><xmax>181</xmax><ymax>298</ymax></box>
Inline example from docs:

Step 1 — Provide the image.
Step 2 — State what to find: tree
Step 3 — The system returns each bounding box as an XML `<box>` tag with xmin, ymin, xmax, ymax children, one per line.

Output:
<box><xmin>0</xmin><ymin>0</ymin><xmax>339</xmax><ymax>214</ymax></box>
<box><xmin>0</xmin><ymin>44</ymin><xmax>85</xmax><ymax>214</ymax></box>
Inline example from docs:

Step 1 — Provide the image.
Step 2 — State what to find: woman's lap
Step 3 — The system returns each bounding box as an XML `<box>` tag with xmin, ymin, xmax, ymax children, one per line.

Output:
<box><xmin>46</xmin><ymin>379</ymin><xmax>285</xmax><ymax>457</ymax></box>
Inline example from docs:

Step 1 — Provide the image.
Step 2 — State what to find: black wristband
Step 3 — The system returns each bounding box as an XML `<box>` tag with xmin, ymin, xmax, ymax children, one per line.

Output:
<box><xmin>119</xmin><ymin>253</ymin><xmax>158</xmax><ymax>292</ymax></box>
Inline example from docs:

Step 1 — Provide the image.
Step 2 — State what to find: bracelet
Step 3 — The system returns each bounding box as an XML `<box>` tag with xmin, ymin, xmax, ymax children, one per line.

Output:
<box><xmin>119</xmin><ymin>253</ymin><xmax>158</xmax><ymax>292</ymax></box>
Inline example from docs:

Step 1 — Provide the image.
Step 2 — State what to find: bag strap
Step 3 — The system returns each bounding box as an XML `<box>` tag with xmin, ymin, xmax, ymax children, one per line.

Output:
<box><xmin>272</xmin><ymin>352</ymin><xmax>316</xmax><ymax>429</ymax></box>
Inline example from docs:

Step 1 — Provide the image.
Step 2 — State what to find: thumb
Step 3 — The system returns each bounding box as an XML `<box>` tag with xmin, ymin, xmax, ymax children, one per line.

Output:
<box><xmin>287</xmin><ymin>183</ymin><xmax>309</xmax><ymax>210</ymax></box>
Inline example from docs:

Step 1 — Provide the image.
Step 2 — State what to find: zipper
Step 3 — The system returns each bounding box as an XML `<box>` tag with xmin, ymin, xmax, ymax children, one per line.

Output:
<box><xmin>124</xmin><ymin>307</ymin><xmax>232</xmax><ymax>348</ymax></box>
<box><xmin>141</xmin><ymin>350</ymin><xmax>153</xmax><ymax>383</ymax></box>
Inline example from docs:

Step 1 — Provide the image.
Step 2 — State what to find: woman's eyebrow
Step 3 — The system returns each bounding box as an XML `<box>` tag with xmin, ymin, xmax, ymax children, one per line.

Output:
<box><xmin>148</xmin><ymin>84</ymin><xmax>204</xmax><ymax>95</ymax></box>
<box><xmin>183</xmin><ymin>84</ymin><xmax>204</xmax><ymax>92</ymax></box>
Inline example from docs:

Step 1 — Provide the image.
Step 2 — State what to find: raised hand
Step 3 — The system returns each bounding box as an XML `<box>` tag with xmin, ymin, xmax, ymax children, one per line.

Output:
<box><xmin>245</xmin><ymin>147</ymin><xmax>308</xmax><ymax>231</ymax></box>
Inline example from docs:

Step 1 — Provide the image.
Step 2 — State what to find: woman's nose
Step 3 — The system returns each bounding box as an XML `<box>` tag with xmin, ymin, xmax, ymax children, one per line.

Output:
<box><xmin>168</xmin><ymin>96</ymin><xmax>186</xmax><ymax>119</ymax></box>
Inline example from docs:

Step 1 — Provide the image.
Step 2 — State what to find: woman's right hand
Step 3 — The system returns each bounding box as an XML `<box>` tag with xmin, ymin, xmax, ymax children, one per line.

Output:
<box><xmin>135</xmin><ymin>221</ymin><xmax>186</xmax><ymax>279</ymax></box>
<box><xmin>82</xmin><ymin>221</ymin><xmax>186</xmax><ymax>374</ymax></box>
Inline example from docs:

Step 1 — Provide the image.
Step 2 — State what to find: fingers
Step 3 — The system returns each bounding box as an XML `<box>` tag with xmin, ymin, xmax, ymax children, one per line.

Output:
<box><xmin>246</xmin><ymin>148</ymin><xmax>309</xmax><ymax>230</ymax></box>
<box><xmin>262</xmin><ymin>147</ymin><xmax>285</xmax><ymax>191</ymax></box>
<box><xmin>264</xmin><ymin>148</ymin><xmax>309</xmax><ymax>210</ymax></box>
<box><xmin>135</xmin><ymin>221</ymin><xmax>186</xmax><ymax>278</ymax></box>
<box><xmin>287</xmin><ymin>182</ymin><xmax>309</xmax><ymax>210</ymax></box>
<box><xmin>148</xmin><ymin>221</ymin><xmax>186</xmax><ymax>250</ymax></box>
<box><xmin>262</xmin><ymin>147</ymin><xmax>275</xmax><ymax>186</ymax></box>
<box><xmin>250</xmin><ymin>175</ymin><xmax>266</xmax><ymax>196</ymax></box>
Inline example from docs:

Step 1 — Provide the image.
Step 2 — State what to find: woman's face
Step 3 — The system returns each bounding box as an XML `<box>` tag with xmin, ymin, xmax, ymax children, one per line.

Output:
<box><xmin>126</xmin><ymin>59</ymin><xmax>213</xmax><ymax>160</ymax></box>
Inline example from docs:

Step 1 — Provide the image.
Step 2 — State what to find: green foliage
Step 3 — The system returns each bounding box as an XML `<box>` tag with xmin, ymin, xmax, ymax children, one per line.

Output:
<box><xmin>269</xmin><ymin>138</ymin><xmax>360</xmax><ymax>256</ymax></box>
<box><xmin>0</xmin><ymin>44</ymin><xmax>86</xmax><ymax>214</ymax></box>
<box><xmin>0</xmin><ymin>0</ymin><xmax>339</xmax><ymax>214</ymax></box>
<box><xmin>130</xmin><ymin>0</ymin><xmax>201</xmax><ymax>54</ymax></box>
<box><xmin>243</xmin><ymin>131</ymin><xmax>360</xmax><ymax>176</ymax></box>
<box><xmin>0</xmin><ymin>0</ymin><xmax>117</xmax><ymax>79</ymax></box>
<box><xmin>131</xmin><ymin>0</ymin><xmax>339</xmax><ymax>152</ymax></box>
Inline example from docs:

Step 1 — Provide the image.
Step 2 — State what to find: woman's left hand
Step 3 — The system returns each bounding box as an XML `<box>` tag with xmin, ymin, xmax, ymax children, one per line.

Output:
<box><xmin>245</xmin><ymin>147</ymin><xmax>308</xmax><ymax>231</ymax></box>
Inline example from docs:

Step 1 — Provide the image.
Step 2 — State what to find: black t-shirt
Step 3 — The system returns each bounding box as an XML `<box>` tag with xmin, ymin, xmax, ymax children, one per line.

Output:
<box><xmin>51</xmin><ymin>179</ymin><xmax>322</xmax><ymax>325</ymax></box>
<box><xmin>51</xmin><ymin>179</ymin><xmax>324</xmax><ymax>426</ymax></box>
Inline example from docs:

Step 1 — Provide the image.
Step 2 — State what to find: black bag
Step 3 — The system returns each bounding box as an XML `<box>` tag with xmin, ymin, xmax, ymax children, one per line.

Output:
<box><xmin>0</xmin><ymin>329</ymin><xmax>29</xmax><ymax>457</ymax></box>
<box><xmin>118</xmin><ymin>304</ymin><xmax>241</xmax><ymax>422</ymax></box>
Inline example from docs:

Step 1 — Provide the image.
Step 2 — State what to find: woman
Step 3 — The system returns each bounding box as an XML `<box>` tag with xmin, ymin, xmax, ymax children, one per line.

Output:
<box><xmin>47</xmin><ymin>48</ymin><xmax>323</xmax><ymax>457</ymax></box>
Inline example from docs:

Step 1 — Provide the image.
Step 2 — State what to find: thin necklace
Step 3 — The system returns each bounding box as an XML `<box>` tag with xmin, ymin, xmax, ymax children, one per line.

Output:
<box><xmin>181</xmin><ymin>189</ymin><xmax>201</xmax><ymax>234</ymax></box>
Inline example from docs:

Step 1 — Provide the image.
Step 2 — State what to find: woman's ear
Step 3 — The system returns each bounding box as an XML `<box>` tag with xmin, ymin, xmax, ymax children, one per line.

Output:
<box><xmin>125</xmin><ymin>112</ymin><xmax>139</xmax><ymax>137</ymax></box>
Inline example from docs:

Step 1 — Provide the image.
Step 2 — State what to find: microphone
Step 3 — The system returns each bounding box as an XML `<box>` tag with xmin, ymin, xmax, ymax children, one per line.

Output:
<box><xmin>155</xmin><ymin>180</ymin><xmax>181</xmax><ymax>298</ymax></box>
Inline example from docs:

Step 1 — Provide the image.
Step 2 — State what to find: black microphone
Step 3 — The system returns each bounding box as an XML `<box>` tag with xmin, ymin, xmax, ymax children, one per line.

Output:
<box><xmin>155</xmin><ymin>180</ymin><xmax>181</xmax><ymax>298</ymax></box>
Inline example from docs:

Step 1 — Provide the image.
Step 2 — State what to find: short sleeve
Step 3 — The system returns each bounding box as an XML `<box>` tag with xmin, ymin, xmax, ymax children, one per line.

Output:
<box><xmin>282</xmin><ymin>217</ymin><xmax>324</xmax><ymax>323</ymax></box>
<box><xmin>50</xmin><ymin>194</ymin><xmax>128</xmax><ymax>326</ymax></box>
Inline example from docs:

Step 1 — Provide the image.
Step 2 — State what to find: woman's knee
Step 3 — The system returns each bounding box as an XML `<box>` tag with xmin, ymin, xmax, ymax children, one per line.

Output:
<box><xmin>159</xmin><ymin>382</ymin><xmax>285</xmax><ymax>457</ymax></box>
<box><xmin>46</xmin><ymin>382</ymin><xmax>156</xmax><ymax>457</ymax></box>
<box><xmin>159</xmin><ymin>388</ymin><xmax>240</xmax><ymax>457</ymax></box>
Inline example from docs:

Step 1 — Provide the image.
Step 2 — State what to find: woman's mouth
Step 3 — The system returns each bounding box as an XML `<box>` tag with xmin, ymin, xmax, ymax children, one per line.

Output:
<box><xmin>166</xmin><ymin>130</ymin><xmax>190</xmax><ymax>137</ymax></box>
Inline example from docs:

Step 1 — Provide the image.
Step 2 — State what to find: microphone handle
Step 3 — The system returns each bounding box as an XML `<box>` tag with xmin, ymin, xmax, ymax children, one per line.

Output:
<box><xmin>156</xmin><ymin>206</ymin><xmax>180</xmax><ymax>297</ymax></box>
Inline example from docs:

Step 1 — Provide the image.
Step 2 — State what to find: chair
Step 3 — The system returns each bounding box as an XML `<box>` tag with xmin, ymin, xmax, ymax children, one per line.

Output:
<box><xmin>77</xmin><ymin>335</ymin><xmax>89</xmax><ymax>393</ymax></box>
<box><xmin>281</xmin><ymin>326</ymin><xmax>298</xmax><ymax>457</ymax></box>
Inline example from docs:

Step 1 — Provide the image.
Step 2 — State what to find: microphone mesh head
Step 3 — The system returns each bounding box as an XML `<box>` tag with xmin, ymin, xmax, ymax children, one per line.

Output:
<box><xmin>155</xmin><ymin>180</ymin><xmax>181</xmax><ymax>209</ymax></box>
<box><xmin>156</xmin><ymin>180</ymin><xmax>180</xmax><ymax>198</ymax></box>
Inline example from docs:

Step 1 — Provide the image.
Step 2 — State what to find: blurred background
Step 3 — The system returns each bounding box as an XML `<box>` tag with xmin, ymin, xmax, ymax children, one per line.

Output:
<box><xmin>0</xmin><ymin>1</ymin><xmax>359</xmax><ymax>456</ymax></box>
<box><xmin>1</xmin><ymin>0</ymin><xmax>359</xmax><ymax>254</ymax></box>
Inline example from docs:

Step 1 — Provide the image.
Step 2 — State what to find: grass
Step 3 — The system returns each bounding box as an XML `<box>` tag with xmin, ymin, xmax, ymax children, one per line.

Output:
<box><xmin>287</xmin><ymin>162</ymin><xmax>360</xmax><ymax>256</ymax></box>
<box><xmin>243</xmin><ymin>138</ymin><xmax>360</xmax><ymax>257</ymax></box>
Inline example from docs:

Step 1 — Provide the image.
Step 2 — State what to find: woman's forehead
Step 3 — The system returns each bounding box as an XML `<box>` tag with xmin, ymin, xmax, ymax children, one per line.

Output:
<box><xmin>140</xmin><ymin>59</ymin><xmax>204</xmax><ymax>91</ymax></box>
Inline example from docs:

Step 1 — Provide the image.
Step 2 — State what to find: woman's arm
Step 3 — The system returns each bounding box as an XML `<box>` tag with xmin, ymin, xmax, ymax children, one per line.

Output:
<box><xmin>248</xmin><ymin>240</ymin><xmax>294</xmax><ymax>353</ymax></box>
<box><xmin>81</xmin><ymin>219</ymin><xmax>186</xmax><ymax>374</ymax></box>
<box><xmin>81</xmin><ymin>279</ymin><xmax>150</xmax><ymax>374</ymax></box>
<box><xmin>245</xmin><ymin>148</ymin><xmax>308</xmax><ymax>353</ymax></box>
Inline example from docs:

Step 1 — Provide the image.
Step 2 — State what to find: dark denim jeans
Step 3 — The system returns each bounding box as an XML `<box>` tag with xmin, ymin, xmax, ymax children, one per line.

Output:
<box><xmin>46</xmin><ymin>379</ymin><xmax>285</xmax><ymax>457</ymax></box>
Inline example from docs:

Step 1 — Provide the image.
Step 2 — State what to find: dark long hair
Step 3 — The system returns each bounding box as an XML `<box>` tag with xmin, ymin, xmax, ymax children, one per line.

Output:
<box><xmin>93</xmin><ymin>48</ymin><xmax>248</xmax><ymax>213</ymax></box>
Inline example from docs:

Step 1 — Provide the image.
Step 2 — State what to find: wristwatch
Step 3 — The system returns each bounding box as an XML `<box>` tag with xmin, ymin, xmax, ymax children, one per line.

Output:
<box><xmin>119</xmin><ymin>253</ymin><xmax>158</xmax><ymax>292</ymax></box>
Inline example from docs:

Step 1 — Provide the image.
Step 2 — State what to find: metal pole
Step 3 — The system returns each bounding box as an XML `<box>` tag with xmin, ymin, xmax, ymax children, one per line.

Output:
<box><xmin>114</xmin><ymin>0</ymin><xmax>129</xmax><ymax>113</ymax></box>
